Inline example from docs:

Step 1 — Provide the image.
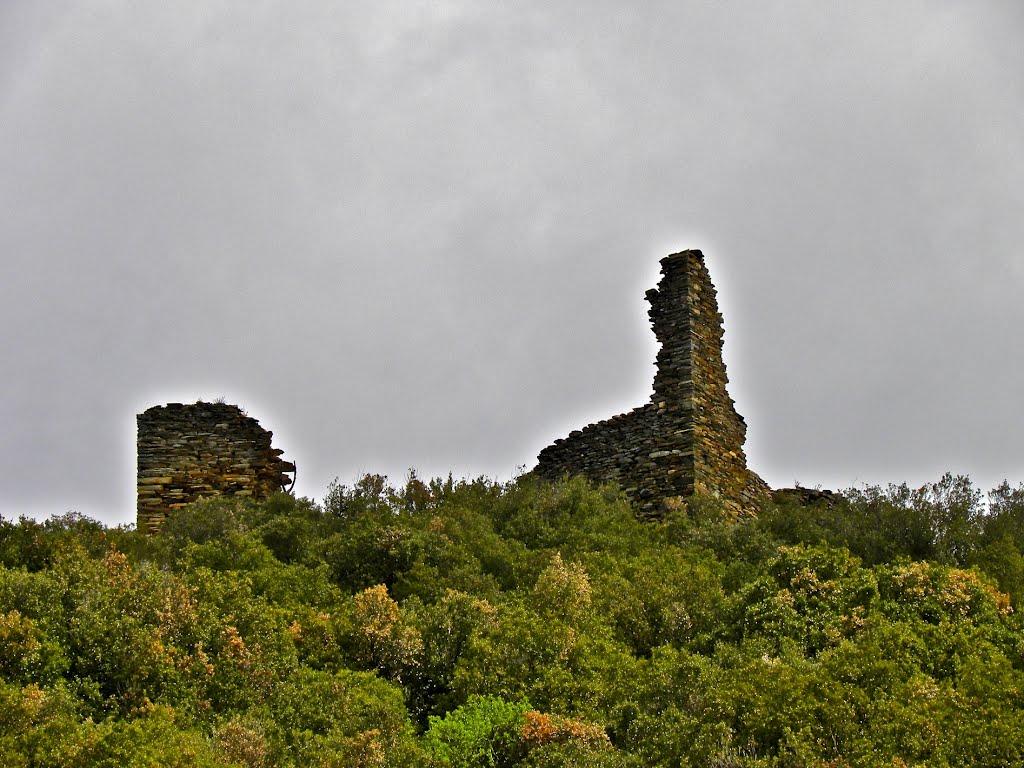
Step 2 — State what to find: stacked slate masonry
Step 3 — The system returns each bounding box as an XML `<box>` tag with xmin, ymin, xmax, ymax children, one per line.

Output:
<box><xmin>535</xmin><ymin>250</ymin><xmax>769</xmax><ymax>518</ymax></box>
<box><xmin>137</xmin><ymin>402</ymin><xmax>295</xmax><ymax>533</ymax></box>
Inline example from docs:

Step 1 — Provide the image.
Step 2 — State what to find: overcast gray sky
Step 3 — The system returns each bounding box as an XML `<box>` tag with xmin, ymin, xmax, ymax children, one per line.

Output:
<box><xmin>2</xmin><ymin>2</ymin><xmax>1022</xmax><ymax>526</ymax></box>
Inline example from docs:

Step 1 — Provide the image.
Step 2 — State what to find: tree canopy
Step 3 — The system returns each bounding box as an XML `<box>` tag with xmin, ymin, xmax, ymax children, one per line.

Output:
<box><xmin>2</xmin><ymin>471</ymin><xmax>1023</xmax><ymax>766</ymax></box>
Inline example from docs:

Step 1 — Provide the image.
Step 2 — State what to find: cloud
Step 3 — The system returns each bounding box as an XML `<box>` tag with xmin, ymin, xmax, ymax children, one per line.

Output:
<box><xmin>2</xmin><ymin>1</ymin><xmax>1022</xmax><ymax>523</ymax></box>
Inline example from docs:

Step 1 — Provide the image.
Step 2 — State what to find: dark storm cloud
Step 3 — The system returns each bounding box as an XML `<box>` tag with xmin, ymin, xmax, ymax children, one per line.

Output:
<box><xmin>2</xmin><ymin>2</ymin><xmax>1022</xmax><ymax>524</ymax></box>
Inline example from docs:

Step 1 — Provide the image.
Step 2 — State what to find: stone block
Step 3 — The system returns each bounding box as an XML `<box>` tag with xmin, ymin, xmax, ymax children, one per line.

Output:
<box><xmin>137</xmin><ymin>402</ymin><xmax>295</xmax><ymax>533</ymax></box>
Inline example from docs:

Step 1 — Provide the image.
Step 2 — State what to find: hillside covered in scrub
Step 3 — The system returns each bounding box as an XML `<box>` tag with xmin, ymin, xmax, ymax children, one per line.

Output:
<box><xmin>2</xmin><ymin>473</ymin><xmax>1024</xmax><ymax>766</ymax></box>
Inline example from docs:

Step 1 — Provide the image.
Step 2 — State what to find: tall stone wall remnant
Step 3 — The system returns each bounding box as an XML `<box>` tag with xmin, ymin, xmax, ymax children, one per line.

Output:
<box><xmin>535</xmin><ymin>250</ymin><xmax>769</xmax><ymax>518</ymax></box>
<box><xmin>137</xmin><ymin>402</ymin><xmax>296</xmax><ymax>533</ymax></box>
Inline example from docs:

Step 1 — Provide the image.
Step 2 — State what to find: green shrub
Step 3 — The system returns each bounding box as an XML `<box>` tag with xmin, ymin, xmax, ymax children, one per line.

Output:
<box><xmin>423</xmin><ymin>695</ymin><xmax>529</xmax><ymax>768</ymax></box>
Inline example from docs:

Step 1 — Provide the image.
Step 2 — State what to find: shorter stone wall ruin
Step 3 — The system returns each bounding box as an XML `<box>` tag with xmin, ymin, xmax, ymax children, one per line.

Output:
<box><xmin>137</xmin><ymin>402</ymin><xmax>295</xmax><ymax>533</ymax></box>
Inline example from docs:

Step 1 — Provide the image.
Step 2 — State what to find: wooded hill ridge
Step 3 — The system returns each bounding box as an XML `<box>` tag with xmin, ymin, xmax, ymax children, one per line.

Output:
<box><xmin>2</xmin><ymin>472</ymin><xmax>1024</xmax><ymax>766</ymax></box>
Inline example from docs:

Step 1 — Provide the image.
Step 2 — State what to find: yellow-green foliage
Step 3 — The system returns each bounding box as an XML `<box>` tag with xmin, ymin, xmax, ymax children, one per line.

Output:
<box><xmin>0</xmin><ymin>473</ymin><xmax>1023</xmax><ymax>766</ymax></box>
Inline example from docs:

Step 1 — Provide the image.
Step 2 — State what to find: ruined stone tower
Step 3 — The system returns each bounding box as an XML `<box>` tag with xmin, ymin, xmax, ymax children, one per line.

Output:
<box><xmin>535</xmin><ymin>250</ymin><xmax>769</xmax><ymax>517</ymax></box>
<box><xmin>136</xmin><ymin>402</ymin><xmax>296</xmax><ymax>533</ymax></box>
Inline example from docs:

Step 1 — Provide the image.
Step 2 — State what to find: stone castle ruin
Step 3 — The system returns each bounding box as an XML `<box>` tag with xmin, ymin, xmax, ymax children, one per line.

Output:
<box><xmin>535</xmin><ymin>250</ymin><xmax>769</xmax><ymax>518</ymax></box>
<box><xmin>136</xmin><ymin>402</ymin><xmax>295</xmax><ymax>533</ymax></box>
<box><xmin>137</xmin><ymin>249</ymin><xmax>769</xmax><ymax>530</ymax></box>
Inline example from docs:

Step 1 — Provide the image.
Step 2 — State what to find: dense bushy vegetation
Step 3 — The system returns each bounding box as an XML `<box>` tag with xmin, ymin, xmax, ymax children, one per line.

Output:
<box><xmin>2</xmin><ymin>472</ymin><xmax>1024</xmax><ymax>766</ymax></box>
